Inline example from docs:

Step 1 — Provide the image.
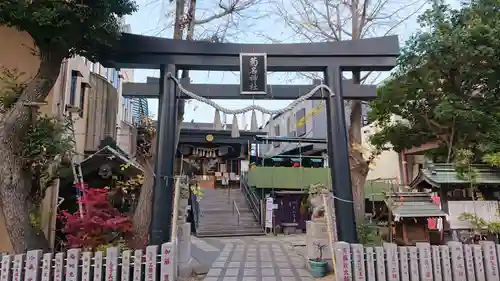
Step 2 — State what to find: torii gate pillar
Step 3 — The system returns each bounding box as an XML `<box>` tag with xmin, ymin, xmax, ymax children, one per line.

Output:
<box><xmin>149</xmin><ymin>65</ymin><xmax>178</xmax><ymax>244</ymax></box>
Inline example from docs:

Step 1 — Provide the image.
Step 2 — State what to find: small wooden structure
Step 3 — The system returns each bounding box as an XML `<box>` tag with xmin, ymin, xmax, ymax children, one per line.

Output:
<box><xmin>385</xmin><ymin>192</ymin><xmax>447</xmax><ymax>246</ymax></box>
<box><xmin>410</xmin><ymin>163</ymin><xmax>500</xmax><ymax>233</ymax></box>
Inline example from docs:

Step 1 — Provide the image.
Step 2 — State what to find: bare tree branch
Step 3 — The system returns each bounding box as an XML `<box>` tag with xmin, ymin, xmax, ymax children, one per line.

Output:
<box><xmin>271</xmin><ymin>0</ymin><xmax>429</xmax><ymax>222</ymax></box>
<box><xmin>193</xmin><ymin>0</ymin><xmax>258</xmax><ymax>25</ymax></box>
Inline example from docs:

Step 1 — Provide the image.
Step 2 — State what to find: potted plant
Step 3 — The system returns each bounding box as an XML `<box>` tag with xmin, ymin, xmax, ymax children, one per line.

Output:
<box><xmin>309</xmin><ymin>242</ymin><xmax>328</xmax><ymax>277</ymax></box>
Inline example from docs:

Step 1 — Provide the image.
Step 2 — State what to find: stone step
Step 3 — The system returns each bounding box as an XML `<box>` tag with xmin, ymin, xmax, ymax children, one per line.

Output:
<box><xmin>196</xmin><ymin>228</ymin><xmax>265</xmax><ymax>238</ymax></box>
<box><xmin>199</xmin><ymin>217</ymin><xmax>256</xmax><ymax>223</ymax></box>
<box><xmin>198</xmin><ymin>221</ymin><xmax>261</xmax><ymax>228</ymax></box>
<box><xmin>196</xmin><ymin>188</ymin><xmax>262</xmax><ymax>237</ymax></box>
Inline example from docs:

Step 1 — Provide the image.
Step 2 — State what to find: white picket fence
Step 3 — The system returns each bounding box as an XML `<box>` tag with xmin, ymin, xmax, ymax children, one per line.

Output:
<box><xmin>334</xmin><ymin>241</ymin><xmax>500</xmax><ymax>281</ymax></box>
<box><xmin>0</xmin><ymin>242</ymin><xmax>176</xmax><ymax>281</ymax></box>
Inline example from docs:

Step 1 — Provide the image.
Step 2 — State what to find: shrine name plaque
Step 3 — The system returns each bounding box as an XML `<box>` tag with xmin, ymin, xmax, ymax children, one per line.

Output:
<box><xmin>240</xmin><ymin>53</ymin><xmax>267</xmax><ymax>95</ymax></box>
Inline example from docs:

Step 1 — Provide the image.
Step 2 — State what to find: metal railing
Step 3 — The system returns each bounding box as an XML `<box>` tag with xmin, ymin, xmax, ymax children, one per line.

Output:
<box><xmin>232</xmin><ymin>200</ymin><xmax>241</xmax><ymax>226</ymax></box>
<box><xmin>240</xmin><ymin>172</ymin><xmax>263</xmax><ymax>227</ymax></box>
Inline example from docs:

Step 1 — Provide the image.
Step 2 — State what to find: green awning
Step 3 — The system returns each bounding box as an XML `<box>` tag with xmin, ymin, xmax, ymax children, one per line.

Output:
<box><xmin>385</xmin><ymin>192</ymin><xmax>447</xmax><ymax>219</ymax></box>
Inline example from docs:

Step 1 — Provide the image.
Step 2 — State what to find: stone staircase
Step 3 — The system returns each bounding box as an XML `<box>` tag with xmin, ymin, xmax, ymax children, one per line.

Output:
<box><xmin>196</xmin><ymin>188</ymin><xmax>265</xmax><ymax>237</ymax></box>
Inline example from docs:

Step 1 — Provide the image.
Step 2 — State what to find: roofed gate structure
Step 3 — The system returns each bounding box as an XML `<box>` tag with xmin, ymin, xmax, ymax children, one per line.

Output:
<box><xmin>100</xmin><ymin>33</ymin><xmax>399</xmax><ymax>244</ymax></box>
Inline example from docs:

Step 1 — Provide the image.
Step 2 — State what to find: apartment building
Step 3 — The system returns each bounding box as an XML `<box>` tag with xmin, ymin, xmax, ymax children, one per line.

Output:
<box><xmin>257</xmin><ymin>99</ymin><xmax>411</xmax><ymax>183</ymax></box>
<box><xmin>259</xmin><ymin>100</ymin><xmax>370</xmax><ymax>157</ymax></box>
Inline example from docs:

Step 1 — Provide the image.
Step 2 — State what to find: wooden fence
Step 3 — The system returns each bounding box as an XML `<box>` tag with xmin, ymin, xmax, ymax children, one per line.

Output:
<box><xmin>334</xmin><ymin>241</ymin><xmax>499</xmax><ymax>281</ymax></box>
<box><xmin>0</xmin><ymin>242</ymin><xmax>176</xmax><ymax>281</ymax></box>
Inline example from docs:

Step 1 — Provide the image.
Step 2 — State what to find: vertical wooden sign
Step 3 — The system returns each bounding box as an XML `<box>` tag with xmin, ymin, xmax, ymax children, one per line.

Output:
<box><xmin>365</xmin><ymin>247</ymin><xmax>376</xmax><ymax>281</ymax></box>
<box><xmin>66</xmin><ymin>249</ymin><xmax>81</xmax><ymax>281</ymax></box>
<box><xmin>399</xmin><ymin>247</ymin><xmax>410</xmax><ymax>281</ymax></box>
<box><xmin>334</xmin><ymin>242</ymin><xmax>352</xmax><ymax>281</ymax></box>
<box><xmin>133</xmin><ymin>250</ymin><xmax>143</xmax><ymax>281</ymax></box>
<box><xmin>448</xmin><ymin>242</ymin><xmax>466</xmax><ymax>281</ymax></box>
<box><xmin>24</xmin><ymin>250</ymin><xmax>42</xmax><ymax>281</ymax></box>
<box><xmin>160</xmin><ymin>243</ymin><xmax>174</xmax><ymax>281</ymax></box>
<box><xmin>146</xmin><ymin>246</ymin><xmax>158</xmax><ymax>281</ymax></box>
<box><xmin>480</xmin><ymin>241</ymin><xmax>499</xmax><ymax>281</ymax></box>
<box><xmin>106</xmin><ymin>248</ymin><xmax>118</xmax><ymax>281</ymax></box>
<box><xmin>40</xmin><ymin>253</ymin><xmax>52</xmax><ymax>281</ymax></box>
<box><xmin>351</xmin><ymin>244</ymin><xmax>365</xmax><ymax>281</ymax></box>
<box><xmin>431</xmin><ymin>246</ymin><xmax>443</xmax><ymax>281</ymax></box>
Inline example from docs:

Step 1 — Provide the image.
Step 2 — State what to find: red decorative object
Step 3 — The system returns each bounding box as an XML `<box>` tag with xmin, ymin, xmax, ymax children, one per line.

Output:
<box><xmin>59</xmin><ymin>188</ymin><xmax>132</xmax><ymax>249</ymax></box>
<box><xmin>427</xmin><ymin>195</ymin><xmax>441</xmax><ymax>229</ymax></box>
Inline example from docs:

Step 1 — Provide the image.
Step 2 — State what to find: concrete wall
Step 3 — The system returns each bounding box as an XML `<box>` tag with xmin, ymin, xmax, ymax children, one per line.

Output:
<box><xmin>116</xmin><ymin>68</ymin><xmax>136</xmax><ymax>156</ymax></box>
<box><xmin>361</xmin><ymin>123</ymin><xmax>402</xmax><ymax>183</ymax></box>
<box><xmin>116</xmin><ymin>120</ymin><xmax>137</xmax><ymax>156</ymax></box>
<box><xmin>85</xmin><ymin>73</ymin><xmax>119</xmax><ymax>151</ymax></box>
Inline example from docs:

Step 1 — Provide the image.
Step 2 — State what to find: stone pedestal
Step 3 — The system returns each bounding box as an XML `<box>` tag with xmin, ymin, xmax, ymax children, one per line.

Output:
<box><xmin>177</xmin><ymin>223</ymin><xmax>193</xmax><ymax>277</ymax></box>
<box><xmin>178</xmin><ymin>198</ymin><xmax>189</xmax><ymax>222</ymax></box>
<box><xmin>305</xmin><ymin>220</ymin><xmax>334</xmax><ymax>270</ymax></box>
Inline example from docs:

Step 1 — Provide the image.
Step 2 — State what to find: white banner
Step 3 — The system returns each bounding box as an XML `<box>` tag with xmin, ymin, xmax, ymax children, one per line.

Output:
<box><xmin>265</xmin><ymin>197</ymin><xmax>274</xmax><ymax>228</ymax></box>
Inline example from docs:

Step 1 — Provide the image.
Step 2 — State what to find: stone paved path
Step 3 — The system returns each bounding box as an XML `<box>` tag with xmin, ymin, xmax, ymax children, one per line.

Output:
<box><xmin>202</xmin><ymin>236</ymin><xmax>312</xmax><ymax>281</ymax></box>
<box><xmin>192</xmin><ymin>236</ymin><xmax>221</xmax><ymax>252</ymax></box>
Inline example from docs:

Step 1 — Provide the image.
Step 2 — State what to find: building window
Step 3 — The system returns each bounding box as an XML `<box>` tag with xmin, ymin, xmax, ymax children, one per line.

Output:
<box><xmin>124</xmin><ymin>97</ymin><xmax>129</xmax><ymax>122</ymax></box>
<box><xmin>115</xmin><ymin>70</ymin><xmax>120</xmax><ymax>88</ymax></box>
<box><xmin>69</xmin><ymin>71</ymin><xmax>78</xmax><ymax>106</ymax></box>
<box><xmin>273</xmin><ymin>125</ymin><xmax>280</xmax><ymax>147</ymax></box>
<box><xmin>296</xmin><ymin>108</ymin><xmax>306</xmax><ymax>137</ymax></box>
<box><xmin>286</xmin><ymin>116</ymin><xmax>292</xmax><ymax>136</ymax></box>
<box><xmin>79</xmin><ymin>83</ymin><xmax>87</xmax><ymax>118</ymax></box>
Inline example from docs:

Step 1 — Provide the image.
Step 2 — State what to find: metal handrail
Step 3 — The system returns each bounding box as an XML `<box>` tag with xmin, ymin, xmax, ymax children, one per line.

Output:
<box><xmin>232</xmin><ymin>200</ymin><xmax>241</xmax><ymax>226</ymax></box>
<box><xmin>240</xmin><ymin>173</ymin><xmax>261</xmax><ymax>222</ymax></box>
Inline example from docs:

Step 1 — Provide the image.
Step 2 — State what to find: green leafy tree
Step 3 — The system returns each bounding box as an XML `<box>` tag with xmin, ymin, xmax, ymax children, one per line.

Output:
<box><xmin>369</xmin><ymin>0</ymin><xmax>500</xmax><ymax>163</ymax></box>
<box><xmin>0</xmin><ymin>0</ymin><xmax>137</xmax><ymax>253</ymax></box>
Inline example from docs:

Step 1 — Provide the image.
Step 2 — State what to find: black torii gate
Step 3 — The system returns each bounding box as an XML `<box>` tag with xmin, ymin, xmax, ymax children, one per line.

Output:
<box><xmin>101</xmin><ymin>33</ymin><xmax>399</xmax><ymax>244</ymax></box>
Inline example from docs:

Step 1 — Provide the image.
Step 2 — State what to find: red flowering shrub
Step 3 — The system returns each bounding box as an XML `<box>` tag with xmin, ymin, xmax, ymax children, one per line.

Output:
<box><xmin>60</xmin><ymin>187</ymin><xmax>132</xmax><ymax>249</ymax></box>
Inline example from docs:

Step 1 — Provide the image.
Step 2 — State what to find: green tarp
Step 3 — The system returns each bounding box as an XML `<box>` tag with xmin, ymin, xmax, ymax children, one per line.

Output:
<box><xmin>248</xmin><ymin>167</ymin><xmax>331</xmax><ymax>189</ymax></box>
<box><xmin>247</xmin><ymin>167</ymin><xmax>398</xmax><ymax>200</ymax></box>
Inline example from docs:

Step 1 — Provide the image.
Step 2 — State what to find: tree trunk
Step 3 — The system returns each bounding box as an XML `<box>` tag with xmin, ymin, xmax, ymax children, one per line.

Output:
<box><xmin>128</xmin><ymin>155</ymin><xmax>155</xmax><ymax>249</ymax></box>
<box><xmin>348</xmin><ymin>71</ymin><xmax>369</xmax><ymax>223</ymax></box>
<box><xmin>0</xmin><ymin>52</ymin><xmax>62</xmax><ymax>253</ymax></box>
